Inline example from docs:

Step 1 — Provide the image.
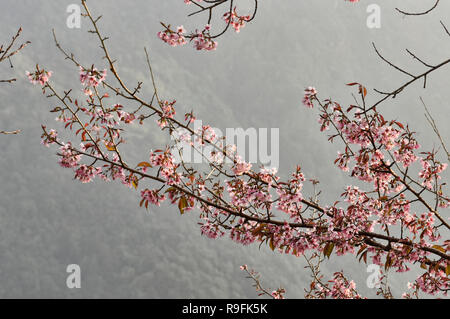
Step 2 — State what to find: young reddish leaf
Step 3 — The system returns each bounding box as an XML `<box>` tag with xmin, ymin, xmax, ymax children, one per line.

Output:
<box><xmin>394</xmin><ymin>121</ymin><xmax>404</xmax><ymax>129</ymax></box>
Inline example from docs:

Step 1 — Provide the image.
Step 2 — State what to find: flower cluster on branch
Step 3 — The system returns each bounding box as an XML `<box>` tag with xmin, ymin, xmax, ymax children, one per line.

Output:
<box><xmin>29</xmin><ymin>0</ymin><xmax>449</xmax><ymax>298</ymax></box>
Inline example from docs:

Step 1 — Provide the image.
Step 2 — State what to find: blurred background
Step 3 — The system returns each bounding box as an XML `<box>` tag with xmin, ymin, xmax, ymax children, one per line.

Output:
<box><xmin>0</xmin><ymin>0</ymin><xmax>448</xmax><ymax>298</ymax></box>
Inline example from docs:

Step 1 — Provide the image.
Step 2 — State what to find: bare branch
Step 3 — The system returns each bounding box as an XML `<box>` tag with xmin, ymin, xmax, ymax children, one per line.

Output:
<box><xmin>396</xmin><ymin>0</ymin><xmax>440</xmax><ymax>16</ymax></box>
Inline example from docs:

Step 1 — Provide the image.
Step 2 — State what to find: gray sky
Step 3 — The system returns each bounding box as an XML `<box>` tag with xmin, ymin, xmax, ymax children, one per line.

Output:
<box><xmin>0</xmin><ymin>0</ymin><xmax>449</xmax><ymax>298</ymax></box>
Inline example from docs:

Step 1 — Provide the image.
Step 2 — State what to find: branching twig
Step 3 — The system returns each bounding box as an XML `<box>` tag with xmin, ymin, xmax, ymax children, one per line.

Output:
<box><xmin>396</xmin><ymin>0</ymin><xmax>440</xmax><ymax>16</ymax></box>
<box><xmin>420</xmin><ymin>97</ymin><xmax>450</xmax><ymax>162</ymax></box>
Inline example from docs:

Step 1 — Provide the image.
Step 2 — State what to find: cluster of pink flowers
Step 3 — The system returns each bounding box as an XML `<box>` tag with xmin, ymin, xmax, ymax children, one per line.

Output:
<box><xmin>26</xmin><ymin>68</ymin><xmax>52</xmax><ymax>86</ymax></box>
<box><xmin>34</xmin><ymin>32</ymin><xmax>448</xmax><ymax>297</ymax></box>
<box><xmin>302</xmin><ymin>87</ymin><xmax>317</xmax><ymax>108</ymax></box>
<box><xmin>192</xmin><ymin>26</ymin><xmax>218</xmax><ymax>51</ymax></box>
<box><xmin>162</xmin><ymin>1</ymin><xmax>358</xmax><ymax>53</ymax></box>
<box><xmin>271</xmin><ymin>288</ymin><xmax>286</xmax><ymax>299</ymax></box>
<box><xmin>140</xmin><ymin>189</ymin><xmax>166</xmax><ymax>208</ymax></box>
<box><xmin>157</xmin><ymin>26</ymin><xmax>187</xmax><ymax>47</ymax></box>
<box><xmin>149</xmin><ymin>149</ymin><xmax>182</xmax><ymax>185</ymax></box>
<box><xmin>276</xmin><ymin>167</ymin><xmax>305</xmax><ymax>221</ymax></box>
<box><xmin>393</xmin><ymin>133</ymin><xmax>420</xmax><ymax>168</ymax></box>
<box><xmin>117</xmin><ymin>110</ymin><xmax>136</xmax><ymax>124</ymax></box>
<box><xmin>327</xmin><ymin>273</ymin><xmax>363</xmax><ymax>299</ymax></box>
<box><xmin>226</xmin><ymin>173</ymin><xmax>274</xmax><ymax>211</ymax></box>
<box><xmin>158</xmin><ymin>24</ymin><xmax>217</xmax><ymax>51</ymax></box>
<box><xmin>232</xmin><ymin>159</ymin><xmax>252</xmax><ymax>176</ymax></box>
<box><xmin>298</xmin><ymin>85</ymin><xmax>449</xmax><ymax>296</ymax></box>
<box><xmin>157</xmin><ymin>100</ymin><xmax>177</xmax><ymax>128</ymax></box>
<box><xmin>58</xmin><ymin>143</ymin><xmax>82</xmax><ymax>168</ymax></box>
<box><xmin>307</xmin><ymin>270</ymin><xmax>365</xmax><ymax>299</ymax></box>
<box><xmin>229</xmin><ymin>219</ymin><xmax>259</xmax><ymax>246</ymax></box>
<box><xmin>404</xmin><ymin>269</ymin><xmax>449</xmax><ymax>297</ymax></box>
<box><xmin>194</xmin><ymin>124</ymin><xmax>218</xmax><ymax>145</ymax></box>
<box><xmin>33</xmin><ymin>67</ymin><xmax>152</xmax><ymax>190</ymax></box>
<box><xmin>303</xmin><ymin>93</ymin><xmax>442</xmax><ymax>199</ymax></box>
<box><xmin>41</xmin><ymin>128</ymin><xmax>58</xmax><ymax>147</ymax></box>
<box><xmin>419</xmin><ymin>153</ymin><xmax>448</xmax><ymax>190</ymax></box>
<box><xmin>74</xmin><ymin>165</ymin><xmax>102</xmax><ymax>183</ymax></box>
<box><xmin>79</xmin><ymin>66</ymin><xmax>107</xmax><ymax>95</ymax></box>
<box><xmin>223</xmin><ymin>7</ymin><xmax>251</xmax><ymax>33</ymax></box>
<box><xmin>200</xmin><ymin>217</ymin><xmax>225</xmax><ymax>239</ymax></box>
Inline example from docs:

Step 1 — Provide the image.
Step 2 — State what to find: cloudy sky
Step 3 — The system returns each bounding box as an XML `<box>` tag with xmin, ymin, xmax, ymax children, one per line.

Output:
<box><xmin>0</xmin><ymin>0</ymin><xmax>448</xmax><ymax>298</ymax></box>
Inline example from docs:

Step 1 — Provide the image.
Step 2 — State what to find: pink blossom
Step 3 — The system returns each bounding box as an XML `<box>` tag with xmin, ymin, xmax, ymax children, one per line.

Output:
<box><xmin>223</xmin><ymin>7</ymin><xmax>251</xmax><ymax>33</ymax></box>
<box><xmin>26</xmin><ymin>69</ymin><xmax>52</xmax><ymax>86</ymax></box>
<box><xmin>232</xmin><ymin>160</ymin><xmax>252</xmax><ymax>176</ymax></box>
<box><xmin>79</xmin><ymin>66</ymin><xmax>106</xmax><ymax>89</ymax></box>
<box><xmin>302</xmin><ymin>87</ymin><xmax>317</xmax><ymax>108</ymax></box>
<box><xmin>140</xmin><ymin>189</ymin><xmax>166</xmax><ymax>207</ymax></box>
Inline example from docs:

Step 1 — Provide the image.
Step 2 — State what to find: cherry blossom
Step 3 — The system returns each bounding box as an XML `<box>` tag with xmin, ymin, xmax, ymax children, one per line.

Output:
<box><xmin>26</xmin><ymin>67</ymin><xmax>52</xmax><ymax>86</ymax></box>
<box><xmin>302</xmin><ymin>87</ymin><xmax>317</xmax><ymax>108</ymax></box>
<box><xmin>30</xmin><ymin>0</ymin><xmax>449</xmax><ymax>299</ymax></box>
<box><xmin>223</xmin><ymin>7</ymin><xmax>251</xmax><ymax>33</ymax></box>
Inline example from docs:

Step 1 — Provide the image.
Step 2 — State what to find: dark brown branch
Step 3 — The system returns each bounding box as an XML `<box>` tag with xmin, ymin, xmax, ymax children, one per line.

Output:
<box><xmin>396</xmin><ymin>0</ymin><xmax>440</xmax><ymax>16</ymax></box>
<box><xmin>372</xmin><ymin>42</ymin><xmax>415</xmax><ymax>78</ymax></box>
